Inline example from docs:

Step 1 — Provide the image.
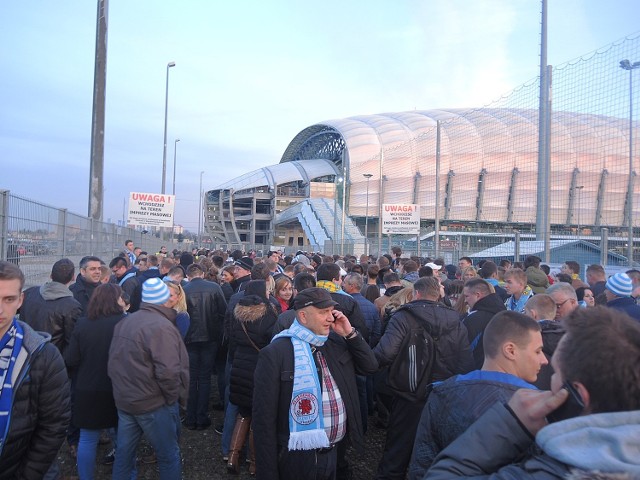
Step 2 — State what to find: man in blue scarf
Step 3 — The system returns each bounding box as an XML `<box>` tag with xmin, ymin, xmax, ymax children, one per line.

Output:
<box><xmin>253</xmin><ymin>287</ymin><xmax>378</xmax><ymax>479</ymax></box>
<box><xmin>0</xmin><ymin>261</ymin><xmax>70</xmax><ymax>478</ymax></box>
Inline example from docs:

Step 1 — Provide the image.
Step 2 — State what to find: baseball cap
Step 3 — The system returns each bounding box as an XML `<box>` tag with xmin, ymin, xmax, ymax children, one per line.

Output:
<box><xmin>293</xmin><ymin>287</ymin><xmax>339</xmax><ymax>310</ymax></box>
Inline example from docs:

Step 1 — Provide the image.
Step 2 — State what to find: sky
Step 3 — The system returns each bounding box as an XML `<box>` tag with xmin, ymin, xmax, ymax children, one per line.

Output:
<box><xmin>1</xmin><ymin>0</ymin><xmax>639</xmax><ymax>232</ymax></box>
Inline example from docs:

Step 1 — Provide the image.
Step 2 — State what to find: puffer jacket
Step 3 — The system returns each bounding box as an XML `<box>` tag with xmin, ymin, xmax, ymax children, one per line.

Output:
<box><xmin>229</xmin><ymin>296</ymin><xmax>277</xmax><ymax>411</ymax></box>
<box><xmin>0</xmin><ymin>321</ymin><xmax>70</xmax><ymax>480</ymax></box>
<box><xmin>182</xmin><ymin>277</ymin><xmax>227</xmax><ymax>344</ymax></box>
<box><xmin>19</xmin><ymin>282</ymin><xmax>82</xmax><ymax>355</ymax></box>
<box><xmin>373</xmin><ymin>300</ymin><xmax>474</xmax><ymax>387</ymax></box>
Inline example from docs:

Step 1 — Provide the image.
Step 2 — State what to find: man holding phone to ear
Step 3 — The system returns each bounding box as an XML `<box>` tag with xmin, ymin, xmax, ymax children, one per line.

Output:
<box><xmin>427</xmin><ymin>306</ymin><xmax>640</xmax><ymax>478</ymax></box>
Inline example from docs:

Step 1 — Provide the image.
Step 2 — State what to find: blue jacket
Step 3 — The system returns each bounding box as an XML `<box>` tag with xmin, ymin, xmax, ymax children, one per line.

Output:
<box><xmin>606</xmin><ymin>297</ymin><xmax>640</xmax><ymax>321</ymax></box>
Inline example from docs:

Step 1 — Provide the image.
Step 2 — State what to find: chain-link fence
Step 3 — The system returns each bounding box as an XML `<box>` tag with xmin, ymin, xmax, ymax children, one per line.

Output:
<box><xmin>0</xmin><ymin>190</ymin><xmax>169</xmax><ymax>287</ymax></box>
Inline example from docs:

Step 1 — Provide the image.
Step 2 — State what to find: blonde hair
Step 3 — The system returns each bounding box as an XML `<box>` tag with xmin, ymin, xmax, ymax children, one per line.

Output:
<box><xmin>266</xmin><ymin>275</ymin><xmax>276</xmax><ymax>297</ymax></box>
<box><xmin>166</xmin><ymin>281</ymin><xmax>187</xmax><ymax>313</ymax></box>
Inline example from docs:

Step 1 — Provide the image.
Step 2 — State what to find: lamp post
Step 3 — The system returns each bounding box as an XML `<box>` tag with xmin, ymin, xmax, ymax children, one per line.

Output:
<box><xmin>333</xmin><ymin>176</ymin><xmax>343</xmax><ymax>255</ymax></box>
<box><xmin>172</xmin><ymin>138</ymin><xmax>180</xmax><ymax>196</ymax></box>
<box><xmin>161</xmin><ymin>61</ymin><xmax>176</xmax><ymax>194</ymax></box>
<box><xmin>363</xmin><ymin>174</ymin><xmax>373</xmax><ymax>256</ymax></box>
<box><xmin>197</xmin><ymin>171</ymin><xmax>204</xmax><ymax>247</ymax></box>
<box><xmin>575</xmin><ymin>185</ymin><xmax>584</xmax><ymax>241</ymax></box>
<box><xmin>620</xmin><ymin>59</ymin><xmax>640</xmax><ymax>266</ymax></box>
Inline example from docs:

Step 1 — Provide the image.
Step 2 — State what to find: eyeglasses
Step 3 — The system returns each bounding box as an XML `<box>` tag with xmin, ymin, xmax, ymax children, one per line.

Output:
<box><xmin>555</xmin><ymin>298</ymin><xmax>572</xmax><ymax>309</ymax></box>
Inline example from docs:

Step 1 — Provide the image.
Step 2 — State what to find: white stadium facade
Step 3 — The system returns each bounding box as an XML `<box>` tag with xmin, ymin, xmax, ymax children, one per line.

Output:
<box><xmin>204</xmin><ymin>108</ymin><xmax>638</xmax><ymax>255</ymax></box>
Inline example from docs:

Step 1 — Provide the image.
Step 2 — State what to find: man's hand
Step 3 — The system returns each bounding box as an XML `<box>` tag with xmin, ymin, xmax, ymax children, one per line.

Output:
<box><xmin>330</xmin><ymin>309</ymin><xmax>353</xmax><ymax>337</ymax></box>
<box><xmin>507</xmin><ymin>388</ymin><xmax>569</xmax><ymax>435</ymax></box>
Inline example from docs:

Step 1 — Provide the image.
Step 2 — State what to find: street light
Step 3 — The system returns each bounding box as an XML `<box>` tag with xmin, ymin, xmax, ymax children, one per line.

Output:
<box><xmin>161</xmin><ymin>61</ymin><xmax>176</xmax><ymax>194</ymax></box>
<box><xmin>363</xmin><ymin>173</ymin><xmax>373</xmax><ymax>256</ymax></box>
<box><xmin>575</xmin><ymin>185</ymin><xmax>584</xmax><ymax>241</ymax></box>
<box><xmin>172</xmin><ymin>138</ymin><xmax>180</xmax><ymax>196</ymax></box>
<box><xmin>197</xmin><ymin>171</ymin><xmax>204</xmax><ymax>247</ymax></box>
<box><xmin>620</xmin><ymin>59</ymin><xmax>640</xmax><ymax>265</ymax></box>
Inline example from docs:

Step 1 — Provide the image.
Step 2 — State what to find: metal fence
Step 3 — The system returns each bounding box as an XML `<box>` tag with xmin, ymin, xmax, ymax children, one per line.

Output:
<box><xmin>0</xmin><ymin>190</ymin><xmax>169</xmax><ymax>287</ymax></box>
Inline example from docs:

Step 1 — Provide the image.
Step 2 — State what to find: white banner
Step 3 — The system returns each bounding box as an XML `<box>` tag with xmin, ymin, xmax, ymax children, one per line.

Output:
<box><xmin>128</xmin><ymin>192</ymin><xmax>176</xmax><ymax>228</ymax></box>
<box><xmin>381</xmin><ymin>204</ymin><xmax>420</xmax><ymax>234</ymax></box>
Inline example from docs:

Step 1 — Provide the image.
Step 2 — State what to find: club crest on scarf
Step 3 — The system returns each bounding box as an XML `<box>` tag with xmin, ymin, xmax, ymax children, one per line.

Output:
<box><xmin>291</xmin><ymin>392</ymin><xmax>319</xmax><ymax>425</ymax></box>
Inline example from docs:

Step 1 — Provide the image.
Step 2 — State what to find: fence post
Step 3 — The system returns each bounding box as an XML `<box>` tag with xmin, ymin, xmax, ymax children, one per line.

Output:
<box><xmin>600</xmin><ymin>227</ymin><xmax>608</xmax><ymax>267</ymax></box>
<box><xmin>514</xmin><ymin>230</ymin><xmax>521</xmax><ymax>263</ymax></box>
<box><xmin>0</xmin><ymin>190</ymin><xmax>8</xmax><ymax>262</ymax></box>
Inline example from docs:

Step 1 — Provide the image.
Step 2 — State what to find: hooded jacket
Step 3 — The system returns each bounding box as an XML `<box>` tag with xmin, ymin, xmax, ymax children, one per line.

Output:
<box><xmin>526</xmin><ymin>266</ymin><xmax>550</xmax><ymax>294</ymax></box>
<box><xmin>229</xmin><ymin>296</ymin><xmax>277</xmax><ymax>411</ymax></box>
<box><xmin>0</xmin><ymin>321</ymin><xmax>70</xmax><ymax>480</ymax></box>
<box><xmin>427</xmin><ymin>403</ymin><xmax>640</xmax><ymax>479</ymax></box>
<box><xmin>19</xmin><ymin>282</ymin><xmax>82</xmax><ymax>355</ymax></box>
<box><xmin>533</xmin><ymin>320</ymin><xmax>565</xmax><ymax>390</ymax></box>
<box><xmin>108</xmin><ymin>303</ymin><xmax>189</xmax><ymax>415</ymax></box>
<box><xmin>462</xmin><ymin>293</ymin><xmax>507</xmax><ymax>369</ymax></box>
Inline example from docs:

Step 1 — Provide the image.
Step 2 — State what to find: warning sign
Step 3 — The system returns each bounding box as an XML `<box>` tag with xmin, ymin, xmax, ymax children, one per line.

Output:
<box><xmin>381</xmin><ymin>204</ymin><xmax>420</xmax><ymax>235</ymax></box>
<box><xmin>127</xmin><ymin>192</ymin><xmax>176</xmax><ymax>228</ymax></box>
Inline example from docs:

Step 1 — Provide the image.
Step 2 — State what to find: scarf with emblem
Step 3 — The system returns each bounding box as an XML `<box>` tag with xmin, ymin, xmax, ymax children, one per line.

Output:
<box><xmin>273</xmin><ymin>319</ymin><xmax>329</xmax><ymax>450</ymax></box>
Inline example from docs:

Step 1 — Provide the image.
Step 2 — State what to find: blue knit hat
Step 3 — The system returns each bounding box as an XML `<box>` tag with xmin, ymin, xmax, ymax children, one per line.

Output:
<box><xmin>142</xmin><ymin>278</ymin><xmax>170</xmax><ymax>304</ymax></box>
<box><xmin>605</xmin><ymin>272</ymin><xmax>633</xmax><ymax>297</ymax></box>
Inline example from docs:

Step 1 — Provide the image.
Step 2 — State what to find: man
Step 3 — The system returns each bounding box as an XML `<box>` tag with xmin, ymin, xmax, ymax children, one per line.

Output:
<box><xmin>253</xmin><ymin>288</ymin><xmax>378</xmax><ymax>480</ymax></box>
<box><xmin>524</xmin><ymin>294</ymin><xmax>563</xmax><ymax>390</ymax></box>
<box><xmin>108</xmin><ymin>278</ymin><xmax>189</xmax><ymax>479</ymax></box>
<box><xmin>0</xmin><ymin>261</ymin><xmax>71</xmax><ymax>478</ymax></box>
<box><xmin>373</xmin><ymin>277</ymin><xmax>473</xmax><ymax>480</ymax></box>
<box><xmin>134</xmin><ymin>256</ymin><xmax>148</xmax><ymax>274</ymax></box>
<box><xmin>408</xmin><ymin>311</ymin><xmax>547</xmax><ymax>479</ymax></box>
<box><xmin>138</xmin><ymin>254</ymin><xmax>161</xmax><ymax>281</ymax></box>
<box><xmin>561</xmin><ymin>260</ymin><xmax>589</xmax><ymax>289</ymax></box>
<box><xmin>123</xmin><ymin>239</ymin><xmax>136</xmax><ymax>265</ymax></box>
<box><xmin>232</xmin><ymin>256</ymin><xmax>253</xmax><ymax>293</ymax></box>
<box><xmin>342</xmin><ymin>273</ymin><xmax>381</xmax><ymax>346</ymax></box>
<box><xmin>69</xmin><ymin>255</ymin><xmax>103</xmax><ymax>314</ymax></box>
<box><xmin>427</xmin><ymin>306</ymin><xmax>640</xmax><ymax>478</ymax></box>
<box><xmin>503</xmin><ymin>268</ymin><xmax>534</xmax><ymax>313</ymax></box>
<box><xmin>20</xmin><ymin>258</ymin><xmax>82</xmax><ymax>356</ymax></box>
<box><xmin>603</xmin><ymin>272</ymin><xmax>640</xmax><ymax>321</ymax></box>
<box><xmin>547</xmin><ymin>282</ymin><xmax>579</xmax><ymax>320</ymax></box>
<box><xmin>182</xmin><ymin>263</ymin><xmax>228</xmax><ymax>429</ymax></box>
<box><xmin>461</xmin><ymin>278</ymin><xmax>507</xmax><ymax>369</ymax></box>
<box><xmin>400</xmin><ymin>260</ymin><xmax>420</xmax><ymax>287</ymax></box>
<box><xmin>457</xmin><ymin>256</ymin><xmax>472</xmax><ymax>273</ymax></box>
<box><xmin>267</xmin><ymin>250</ymin><xmax>285</xmax><ymax>274</ymax></box>
<box><xmin>157</xmin><ymin>245</ymin><xmax>168</xmax><ymax>256</ymax></box>
<box><xmin>586</xmin><ymin>263</ymin><xmax>607</xmax><ymax>298</ymax></box>
<box><xmin>374</xmin><ymin>271</ymin><xmax>404</xmax><ymax>320</ymax></box>
<box><xmin>524</xmin><ymin>256</ymin><xmax>549</xmax><ymax>294</ymax></box>
<box><xmin>478</xmin><ymin>261</ymin><xmax>508</xmax><ymax>301</ymax></box>
<box><xmin>109</xmin><ymin>256</ymin><xmax>142</xmax><ymax>312</ymax></box>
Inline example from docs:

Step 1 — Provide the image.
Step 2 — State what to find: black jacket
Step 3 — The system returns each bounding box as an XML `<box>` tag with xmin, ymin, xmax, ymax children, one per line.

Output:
<box><xmin>19</xmin><ymin>282</ymin><xmax>82</xmax><ymax>356</ymax></box>
<box><xmin>229</xmin><ymin>298</ymin><xmax>277</xmax><ymax>412</ymax></box>
<box><xmin>533</xmin><ymin>320</ymin><xmax>565</xmax><ymax>390</ymax></box>
<box><xmin>253</xmin><ymin>331</ymin><xmax>378</xmax><ymax>479</ymax></box>
<box><xmin>0</xmin><ymin>322</ymin><xmax>70</xmax><ymax>480</ymax></box>
<box><xmin>116</xmin><ymin>268</ymin><xmax>142</xmax><ymax>312</ymax></box>
<box><xmin>374</xmin><ymin>300</ymin><xmax>474</xmax><ymax>385</ymax></box>
<box><xmin>64</xmin><ymin>313</ymin><xmax>125</xmax><ymax>429</ymax></box>
<box><xmin>462</xmin><ymin>293</ymin><xmax>507</xmax><ymax>369</ymax></box>
<box><xmin>183</xmin><ymin>277</ymin><xmax>227</xmax><ymax>344</ymax></box>
<box><xmin>326</xmin><ymin>290</ymin><xmax>370</xmax><ymax>342</ymax></box>
<box><xmin>69</xmin><ymin>274</ymin><xmax>100</xmax><ymax>314</ymax></box>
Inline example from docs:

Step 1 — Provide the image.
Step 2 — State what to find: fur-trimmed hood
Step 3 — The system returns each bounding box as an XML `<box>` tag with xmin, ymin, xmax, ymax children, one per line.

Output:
<box><xmin>234</xmin><ymin>296</ymin><xmax>272</xmax><ymax>323</ymax></box>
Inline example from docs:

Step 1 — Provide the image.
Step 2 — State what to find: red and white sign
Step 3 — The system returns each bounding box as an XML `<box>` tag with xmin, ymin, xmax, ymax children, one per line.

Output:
<box><xmin>381</xmin><ymin>204</ymin><xmax>420</xmax><ymax>235</ymax></box>
<box><xmin>128</xmin><ymin>192</ymin><xmax>176</xmax><ymax>227</ymax></box>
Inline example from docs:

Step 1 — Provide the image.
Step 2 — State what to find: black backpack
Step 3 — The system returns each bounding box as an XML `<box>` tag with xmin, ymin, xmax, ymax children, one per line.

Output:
<box><xmin>387</xmin><ymin>306</ymin><xmax>438</xmax><ymax>402</ymax></box>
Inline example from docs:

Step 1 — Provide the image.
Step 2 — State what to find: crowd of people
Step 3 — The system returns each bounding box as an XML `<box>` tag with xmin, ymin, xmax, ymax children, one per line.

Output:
<box><xmin>0</xmin><ymin>241</ymin><xmax>638</xmax><ymax>479</ymax></box>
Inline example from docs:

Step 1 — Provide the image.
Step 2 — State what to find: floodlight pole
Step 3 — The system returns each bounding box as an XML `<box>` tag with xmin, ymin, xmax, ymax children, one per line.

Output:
<box><xmin>161</xmin><ymin>61</ymin><xmax>176</xmax><ymax>194</ymax></box>
<box><xmin>363</xmin><ymin>174</ymin><xmax>373</xmax><ymax>256</ymax></box>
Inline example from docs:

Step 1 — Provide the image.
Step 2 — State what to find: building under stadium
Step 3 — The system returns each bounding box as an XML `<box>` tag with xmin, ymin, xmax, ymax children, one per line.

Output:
<box><xmin>204</xmin><ymin>107</ymin><xmax>638</xmax><ymax>256</ymax></box>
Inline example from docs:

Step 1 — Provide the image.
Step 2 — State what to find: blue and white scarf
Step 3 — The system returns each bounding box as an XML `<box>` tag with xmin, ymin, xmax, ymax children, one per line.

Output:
<box><xmin>273</xmin><ymin>320</ymin><xmax>330</xmax><ymax>450</ymax></box>
<box><xmin>0</xmin><ymin>319</ymin><xmax>23</xmax><ymax>449</ymax></box>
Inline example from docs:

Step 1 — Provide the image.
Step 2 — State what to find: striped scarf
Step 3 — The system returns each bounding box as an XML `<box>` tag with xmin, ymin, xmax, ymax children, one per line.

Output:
<box><xmin>0</xmin><ymin>319</ymin><xmax>23</xmax><ymax>449</ymax></box>
<box><xmin>273</xmin><ymin>320</ymin><xmax>329</xmax><ymax>451</ymax></box>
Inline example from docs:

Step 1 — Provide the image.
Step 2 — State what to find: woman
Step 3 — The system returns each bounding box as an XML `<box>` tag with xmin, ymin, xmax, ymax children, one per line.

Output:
<box><xmin>462</xmin><ymin>266</ymin><xmax>478</xmax><ymax>283</ymax></box>
<box><xmin>576</xmin><ymin>286</ymin><xmax>596</xmax><ymax>308</ymax></box>
<box><xmin>165</xmin><ymin>280</ymin><xmax>191</xmax><ymax>338</ymax></box>
<box><xmin>64</xmin><ymin>284</ymin><xmax>126</xmax><ymax>480</ymax></box>
<box><xmin>274</xmin><ymin>275</ymin><xmax>293</xmax><ymax>312</ymax></box>
<box><xmin>220</xmin><ymin>265</ymin><xmax>235</xmax><ymax>302</ymax></box>
<box><xmin>228</xmin><ymin>280</ymin><xmax>278</xmax><ymax>475</ymax></box>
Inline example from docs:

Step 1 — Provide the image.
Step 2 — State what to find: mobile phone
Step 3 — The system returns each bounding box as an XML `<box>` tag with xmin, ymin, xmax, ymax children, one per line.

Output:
<box><xmin>546</xmin><ymin>382</ymin><xmax>585</xmax><ymax>423</ymax></box>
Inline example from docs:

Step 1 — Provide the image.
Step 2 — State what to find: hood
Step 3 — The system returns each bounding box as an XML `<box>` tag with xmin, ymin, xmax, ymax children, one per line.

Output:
<box><xmin>384</xmin><ymin>285</ymin><xmax>404</xmax><ymax>297</ymax></box>
<box><xmin>526</xmin><ymin>266</ymin><xmax>549</xmax><ymax>294</ymax></box>
<box><xmin>537</xmin><ymin>410</ymin><xmax>640</xmax><ymax>475</ymax></box>
<box><xmin>538</xmin><ymin>320</ymin><xmax>565</xmax><ymax>357</ymax></box>
<box><xmin>395</xmin><ymin>300</ymin><xmax>458</xmax><ymax>335</ymax></box>
<box><xmin>39</xmin><ymin>281</ymin><xmax>74</xmax><ymax>301</ymax></box>
<box><xmin>234</xmin><ymin>296</ymin><xmax>272</xmax><ymax>323</ymax></box>
<box><xmin>17</xmin><ymin>319</ymin><xmax>51</xmax><ymax>353</ymax></box>
<box><xmin>473</xmin><ymin>293</ymin><xmax>507</xmax><ymax>315</ymax></box>
<box><xmin>402</xmin><ymin>271</ymin><xmax>420</xmax><ymax>283</ymax></box>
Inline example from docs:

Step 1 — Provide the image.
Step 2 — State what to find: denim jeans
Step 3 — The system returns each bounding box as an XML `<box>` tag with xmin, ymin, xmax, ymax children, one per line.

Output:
<box><xmin>112</xmin><ymin>404</ymin><xmax>181</xmax><ymax>480</ymax></box>
<box><xmin>77</xmin><ymin>429</ymin><xmax>100</xmax><ymax>479</ymax></box>
<box><xmin>186</xmin><ymin>342</ymin><xmax>214</xmax><ymax>426</ymax></box>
